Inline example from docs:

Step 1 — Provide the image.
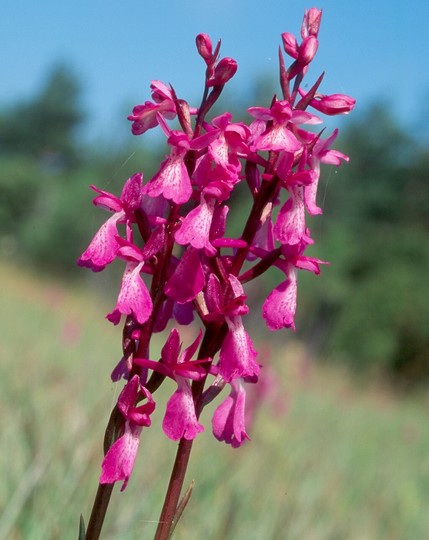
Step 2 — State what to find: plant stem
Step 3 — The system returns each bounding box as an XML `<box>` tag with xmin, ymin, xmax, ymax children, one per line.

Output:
<box><xmin>153</xmin><ymin>323</ymin><xmax>225</xmax><ymax>539</ymax></box>
<box><xmin>85</xmin><ymin>483</ymin><xmax>115</xmax><ymax>540</ymax></box>
<box><xmin>152</xmin><ymin>173</ymin><xmax>276</xmax><ymax>538</ymax></box>
<box><xmin>153</xmin><ymin>438</ymin><xmax>194</xmax><ymax>540</ymax></box>
<box><xmin>85</xmin><ymin>405</ymin><xmax>123</xmax><ymax>539</ymax></box>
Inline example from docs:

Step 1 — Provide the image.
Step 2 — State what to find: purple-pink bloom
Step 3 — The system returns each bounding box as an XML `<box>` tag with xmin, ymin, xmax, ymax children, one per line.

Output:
<box><xmin>212</xmin><ymin>378</ymin><xmax>250</xmax><ymax>448</ymax></box>
<box><xmin>100</xmin><ymin>376</ymin><xmax>155</xmax><ymax>490</ymax></box>
<box><xmin>203</xmin><ymin>112</ymin><xmax>250</xmax><ymax>178</ymax></box>
<box><xmin>311</xmin><ymin>129</ymin><xmax>350</xmax><ymax>166</ymax></box>
<box><xmin>273</xmin><ymin>185</ymin><xmax>308</xmax><ymax>246</ymax></box>
<box><xmin>297</xmin><ymin>35</ymin><xmax>318</xmax><ymax>66</ymax></box>
<box><xmin>175</xmin><ymin>194</ymin><xmax>217</xmax><ymax>255</ymax></box>
<box><xmin>78</xmin><ymin>212</ymin><xmax>125</xmax><ymax>272</ymax></box>
<box><xmin>100</xmin><ymin>422</ymin><xmax>142</xmax><ymax>491</ymax></box>
<box><xmin>164</xmin><ymin>247</ymin><xmax>205</xmax><ymax>304</ymax></box>
<box><xmin>163</xmin><ymin>377</ymin><xmax>205</xmax><ymax>440</ymax></box>
<box><xmin>134</xmin><ymin>329</ymin><xmax>211</xmax><ymax>441</ymax></box>
<box><xmin>249</xmin><ymin>101</ymin><xmax>319</xmax><ymax>154</ymax></box>
<box><xmin>249</xmin><ymin>202</ymin><xmax>275</xmax><ymax>257</ymax></box>
<box><xmin>143</xmin><ymin>131</ymin><xmax>193</xmax><ymax>204</ymax></box>
<box><xmin>219</xmin><ymin>315</ymin><xmax>259</xmax><ymax>382</ymax></box>
<box><xmin>249</xmin><ymin>101</ymin><xmax>302</xmax><ymax>153</ymax></box>
<box><xmin>77</xmin><ymin>173</ymin><xmax>143</xmax><ymax>271</ymax></box>
<box><xmin>92</xmin><ymin>172</ymin><xmax>143</xmax><ymax>214</ymax></box>
<box><xmin>75</xmin><ymin>10</ymin><xmax>356</xmax><ymax>509</ymax></box>
<box><xmin>111</xmin><ymin>354</ymin><xmax>133</xmax><ymax>382</ymax></box>
<box><xmin>262</xmin><ymin>268</ymin><xmax>298</xmax><ymax>331</ymax></box>
<box><xmin>204</xmin><ymin>274</ymin><xmax>249</xmax><ymax>322</ymax></box>
<box><xmin>128</xmin><ymin>81</ymin><xmax>177</xmax><ymax>135</ymax></box>
<box><xmin>306</xmin><ymin>129</ymin><xmax>349</xmax><ymax>215</ymax></box>
<box><xmin>107</xmin><ymin>261</ymin><xmax>153</xmax><ymax>325</ymax></box>
<box><xmin>262</xmin><ymin>240</ymin><xmax>327</xmax><ymax>331</ymax></box>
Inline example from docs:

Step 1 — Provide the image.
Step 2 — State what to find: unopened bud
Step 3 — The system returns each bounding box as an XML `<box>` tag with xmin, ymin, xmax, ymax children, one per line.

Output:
<box><xmin>297</xmin><ymin>35</ymin><xmax>318</xmax><ymax>65</ymax></box>
<box><xmin>310</xmin><ymin>93</ymin><xmax>356</xmax><ymax>115</ymax></box>
<box><xmin>196</xmin><ymin>33</ymin><xmax>213</xmax><ymax>63</ymax></box>
<box><xmin>301</xmin><ymin>8</ymin><xmax>322</xmax><ymax>39</ymax></box>
<box><xmin>281</xmin><ymin>32</ymin><xmax>299</xmax><ymax>59</ymax></box>
<box><xmin>207</xmin><ymin>57</ymin><xmax>238</xmax><ymax>86</ymax></box>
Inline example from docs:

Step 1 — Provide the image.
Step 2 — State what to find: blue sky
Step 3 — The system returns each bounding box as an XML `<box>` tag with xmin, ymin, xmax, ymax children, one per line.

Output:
<box><xmin>2</xmin><ymin>0</ymin><xmax>429</xmax><ymax>141</ymax></box>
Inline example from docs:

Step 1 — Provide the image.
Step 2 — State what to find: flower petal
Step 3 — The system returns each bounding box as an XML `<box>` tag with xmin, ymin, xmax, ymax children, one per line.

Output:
<box><xmin>107</xmin><ymin>262</ymin><xmax>153</xmax><ymax>325</ymax></box>
<box><xmin>162</xmin><ymin>378</ymin><xmax>204</xmax><ymax>441</ymax></box>
<box><xmin>219</xmin><ymin>316</ymin><xmax>259</xmax><ymax>381</ymax></box>
<box><xmin>262</xmin><ymin>271</ymin><xmax>297</xmax><ymax>331</ymax></box>
<box><xmin>100</xmin><ymin>422</ymin><xmax>142</xmax><ymax>491</ymax></box>
<box><xmin>164</xmin><ymin>247</ymin><xmax>205</xmax><ymax>304</ymax></box>
<box><xmin>77</xmin><ymin>212</ymin><xmax>124</xmax><ymax>272</ymax></box>
<box><xmin>175</xmin><ymin>196</ymin><xmax>216</xmax><ymax>255</ymax></box>
<box><xmin>144</xmin><ymin>157</ymin><xmax>192</xmax><ymax>204</ymax></box>
<box><xmin>212</xmin><ymin>379</ymin><xmax>250</xmax><ymax>448</ymax></box>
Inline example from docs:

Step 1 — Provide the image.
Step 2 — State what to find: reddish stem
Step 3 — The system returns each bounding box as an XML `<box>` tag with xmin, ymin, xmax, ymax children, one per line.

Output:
<box><xmin>153</xmin><ymin>323</ymin><xmax>225</xmax><ymax>540</ymax></box>
<box><xmin>153</xmin><ymin>438</ymin><xmax>194</xmax><ymax>540</ymax></box>
<box><xmin>85</xmin><ymin>484</ymin><xmax>115</xmax><ymax>540</ymax></box>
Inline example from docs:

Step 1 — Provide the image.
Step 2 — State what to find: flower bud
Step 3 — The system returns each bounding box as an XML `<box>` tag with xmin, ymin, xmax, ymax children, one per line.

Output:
<box><xmin>196</xmin><ymin>33</ymin><xmax>213</xmax><ymax>63</ymax></box>
<box><xmin>297</xmin><ymin>35</ymin><xmax>318</xmax><ymax>65</ymax></box>
<box><xmin>281</xmin><ymin>32</ymin><xmax>299</xmax><ymax>59</ymax></box>
<box><xmin>310</xmin><ymin>93</ymin><xmax>356</xmax><ymax>115</ymax></box>
<box><xmin>301</xmin><ymin>8</ymin><xmax>322</xmax><ymax>39</ymax></box>
<box><xmin>207</xmin><ymin>57</ymin><xmax>238</xmax><ymax>86</ymax></box>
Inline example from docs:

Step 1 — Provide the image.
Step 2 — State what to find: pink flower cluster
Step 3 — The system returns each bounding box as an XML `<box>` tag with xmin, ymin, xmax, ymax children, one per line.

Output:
<box><xmin>78</xmin><ymin>8</ymin><xmax>354</xmax><ymax>490</ymax></box>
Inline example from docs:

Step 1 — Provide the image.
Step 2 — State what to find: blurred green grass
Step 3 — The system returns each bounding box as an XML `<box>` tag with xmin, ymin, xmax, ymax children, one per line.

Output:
<box><xmin>1</xmin><ymin>262</ymin><xmax>429</xmax><ymax>540</ymax></box>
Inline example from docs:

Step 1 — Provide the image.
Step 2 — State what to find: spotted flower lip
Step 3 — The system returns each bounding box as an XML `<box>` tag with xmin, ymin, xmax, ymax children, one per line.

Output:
<box><xmin>77</xmin><ymin>173</ymin><xmax>143</xmax><ymax>271</ymax></box>
<box><xmin>263</xmin><ymin>270</ymin><xmax>298</xmax><ymax>331</ymax></box>
<box><xmin>219</xmin><ymin>315</ymin><xmax>260</xmax><ymax>382</ymax></box>
<box><xmin>100</xmin><ymin>376</ymin><xmax>155</xmax><ymax>491</ymax></box>
<box><xmin>143</xmin><ymin>135</ymin><xmax>193</xmax><ymax>204</ymax></box>
<box><xmin>212</xmin><ymin>378</ymin><xmax>250</xmax><ymax>448</ymax></box>
<box><xmin>77</xmin><ymin>212</ymin><xmax>125</xmax><ymax>272</ymax></box>
<box><xmin>164</xmin><ymin>247</ymin><xmax>205</xmax><ymax>304</ymax></box>
<box><xmin>174</xmin><ymin>194</ymin><xmax>217</xmax><ymax>255</ymax></box>
<box><xmin>106</xmin><ymin>261</ymin><xmax>153</xmax><ymax>326</ymax></box>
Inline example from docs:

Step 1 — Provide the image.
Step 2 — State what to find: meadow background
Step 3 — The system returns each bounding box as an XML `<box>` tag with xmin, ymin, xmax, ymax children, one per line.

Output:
<box><xmin>2</xmin><ymin>1</ymin><xmax>429</xmax><ymax>538</ymax></box>
<box><xmin>2</xmin><ymin>261</ymin><xmax>429</xmax><ymax>540</ymax></box>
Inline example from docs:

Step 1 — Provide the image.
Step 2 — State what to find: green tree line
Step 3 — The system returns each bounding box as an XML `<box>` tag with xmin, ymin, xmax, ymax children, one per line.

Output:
<box><xmin>1</xmin><ymin>65</ymin><xmax>428</xmax><ymax>385</ymax></box>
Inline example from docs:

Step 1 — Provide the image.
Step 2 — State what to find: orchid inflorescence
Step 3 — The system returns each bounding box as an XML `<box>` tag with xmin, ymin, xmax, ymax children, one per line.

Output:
<box><xmin>78</xmin><ymin>7</ymin><xmax>354</xmax><ymax>495</ymax></box>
